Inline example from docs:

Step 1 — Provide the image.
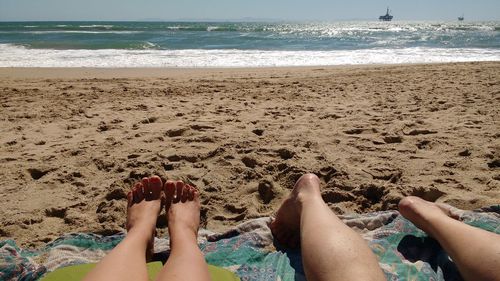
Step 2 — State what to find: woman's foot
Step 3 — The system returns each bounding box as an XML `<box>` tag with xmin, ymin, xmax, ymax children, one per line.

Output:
<box><xmin>270</xmin><ymin>173</ymin><xmax>323</xmax><ymax>248</ymax></box>
<box><xmin>156</xmin><ymin>181</ymin><xmax>211</xmax><ymax>281</ymax></box>
<box><xmin>126</xmin><ymin>176</ymin><xmax>163</xmax><ymax>261</ymax></box>
<box><xmin>164</xmin><ymin>180</ymin><xmax>201</xmax><ymax>243</ymax></box>
<box><xmin>398</xmin><ymin>196</ymin><xmax>460</xmax><ymax>237</ymax></box>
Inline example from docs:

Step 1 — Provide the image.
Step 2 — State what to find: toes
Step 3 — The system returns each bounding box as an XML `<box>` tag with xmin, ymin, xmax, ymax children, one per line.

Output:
<box><xmin>164</xmin><ymin>180</ymin><xmax>176</xmax><ymax>205</ymax></box>
<box><xmin>141</xmin><ymin>177</ymin><xmax>149</xmax><ymax>190</ymax></box>
<box><xmin>187</xmin><ymin>185</ymin><xmax>195</xmax><ymax>201</ymax></box>
<box><xmin>163</xmin><ymin>180</ymin><xmax>195</xmax><ymax>204</ymax></box>
<box><xmin>144</xmin><ymin>176</ymin><xmax>162</xmax><ymax>201</ymax></box>
<box><xmin>180</xmin><ymin>183</ymin><xmax>190</xmax><ymax>203</ymax></box>
<box><xmin>130</xmin><ymin>177</ymin><xmax>163</xmax><ymax>203</ymax></box>
<box><xmin>192</xmin><ymin>188</ymin><xmax>199</xmax><ymax>201</ymax></box>
<box><xmin>133</xmin><ymin>182</ymin><xmax>145</xmax><ymax>203</ymax></box>
<box><xmin>436</xmin><ymin>203</ymin><xmax>462</xmax><ymax>220</ymax></box>
<box><xmin>127</xmin><ymin>191</ymin><xmax>133</xmax><ymax>207</ymax></box>
<box><xmin>175</xmin><ymin>181</ymin><xmax>184</xmax><ymax>203</ymax></box>
<box><xmin>141</xmin><ymin>177</ymin><xmax>150</xmax><ymax>200</ymax></box>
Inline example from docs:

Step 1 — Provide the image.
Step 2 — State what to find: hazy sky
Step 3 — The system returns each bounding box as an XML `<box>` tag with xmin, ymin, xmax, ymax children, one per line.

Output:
<box><xmin>1</xmin><ymin>0</ymin><xmax>499</xmax><ymax>21</ymax></box>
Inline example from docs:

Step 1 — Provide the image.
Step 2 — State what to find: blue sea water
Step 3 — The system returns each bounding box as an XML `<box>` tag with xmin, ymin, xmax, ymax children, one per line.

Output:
<box><xmin>0</xmin><ymin>21</ymin><xmax>499</xmax><ymax>67</ymax></box>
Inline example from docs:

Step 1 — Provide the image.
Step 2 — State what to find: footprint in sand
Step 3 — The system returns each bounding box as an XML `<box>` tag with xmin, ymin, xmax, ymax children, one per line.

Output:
<box><xmin>383</xmin><ymin>135</ymin><xmax>403</xmax><ymax>144</ymax></box>
<box><xmin>241</xmin><ymin>156</ymin><xmax>258</xmax><ymax>168</ymax></box>
<box><xmin>45</xmin><ymin>207</ymin><xmax>67</xmax><ymax>219</ymax></box>
<box><xmin>344</xmin><ymin>128</ymin><xmax>365</xmax><ymax>135</ymax></box>
<box><xmin>191</xmin><ymin>124</ymin><xmax>215</xmax><ymax>131</ymax></box>
<box><xmin>258</xmin><ymin>180</ymin><xmax>278</xmax><ymax>204</ymax></box>
<box><xmin>410</xmin><ymin>186</ymin><xmax>445</xmax><ymax>202</ymax></box>
<box><xmin>252</xmin><ymin>129</ymin><xmax>264</xmax><ymax>136</ymax></box>
<box><xmin>28</xmin><ymin>167</ymin><xmax>54</xmax><ymax>180</ymax></box>
<box><xmin>140</xmin><ymin>117</ymin><xmax>158</xmax><ymax>124</ymax></box>
<box><xmin>166</xmin><ymin>128</ymin><xmax>187</xmax><ymax>137</ymax></box>
<box><xmin>488</xmin><ymin>159</ymin><xmax>500</xmax><ymax>168</ymax></box>
<box><xmin>416</xmin><ymin>140</ymin><xmax>431</xmax><ymax>149</ymax></box>
<box><xmin>276</xmin><ymin>148</ymin><xmax>295</xmax><ymax>160</ymax></box>
<box><xmin>404</xmin><ymin>129</ymin><xmax>438</xmax><ymax>136</ymax></box>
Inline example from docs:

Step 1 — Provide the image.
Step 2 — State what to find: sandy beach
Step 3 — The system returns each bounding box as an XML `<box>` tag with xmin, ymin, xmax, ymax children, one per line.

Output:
<box><xmin>1</xmin><ymin>62</ymin><xmax>499</xmax><ymax>248</ymax></box>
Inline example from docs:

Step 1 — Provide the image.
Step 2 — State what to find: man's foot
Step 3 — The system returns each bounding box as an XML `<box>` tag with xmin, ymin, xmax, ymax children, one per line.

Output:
<box><xmin>398</xmin><ymin>196</ymin><xmax>460</xmax><ymax>237</ymax></box>
<box><xmin>270</xmin><ymin>173</ymin><xmax>323</xmax><ymax>248</ymax></box>
<box><xmin>126</xmin><ymin>176</ymin><xmax>163</xmax><ymax>261</ymax></box>
<box><xmin>164</xmin><ymin>180</ymin><xmax>201</xmax><ymax>243</ymax></box>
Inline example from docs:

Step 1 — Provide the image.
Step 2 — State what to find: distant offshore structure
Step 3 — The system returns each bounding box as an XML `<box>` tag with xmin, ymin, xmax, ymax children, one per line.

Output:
<box><xmin>458</xmin><ymin>14</ymin><xmax>464</xmax><ymax>21</ymax></box>
<box><xmin>379</xmin><ymin>7</ymin><xmax>393</xmax><ymax>21</ymax></box>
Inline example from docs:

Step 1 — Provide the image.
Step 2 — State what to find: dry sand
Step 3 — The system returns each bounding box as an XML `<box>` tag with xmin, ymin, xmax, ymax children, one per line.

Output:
<box><xmin>0</xmin><ymin>62</ymin><xmax>499</xmax><ymax>248</ymax></box>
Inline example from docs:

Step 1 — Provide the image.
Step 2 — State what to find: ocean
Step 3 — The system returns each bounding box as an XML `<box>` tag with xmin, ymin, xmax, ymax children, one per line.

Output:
<box><xmin>0</xmin><ymin>21</ymin><xmax>499</xmax><ymax>67</ymax></box>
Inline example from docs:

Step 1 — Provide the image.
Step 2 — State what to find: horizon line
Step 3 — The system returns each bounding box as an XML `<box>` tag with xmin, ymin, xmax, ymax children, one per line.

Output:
<box><xmin>1</xmin><ymin>18</ymin><xmax>499</xmax><ymax>22</ymax></box>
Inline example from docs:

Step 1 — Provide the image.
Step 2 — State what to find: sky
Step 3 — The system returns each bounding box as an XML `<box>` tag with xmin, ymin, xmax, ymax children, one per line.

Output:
<box><xmin>1</xmin><ymin>0</ymin><xmax>499</xmax><ymax>22</ymax></box>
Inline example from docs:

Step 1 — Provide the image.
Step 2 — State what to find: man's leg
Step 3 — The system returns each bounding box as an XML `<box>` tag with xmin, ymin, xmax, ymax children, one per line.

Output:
<box><xmin>399</xmin><ymin>196</ymin><xmax>500</xmax><ymax>281</ymax></box>
<box><xmin>271</xmin><ymin>173</ymin><xmax>386</xmax><ymax>281</ymax></box>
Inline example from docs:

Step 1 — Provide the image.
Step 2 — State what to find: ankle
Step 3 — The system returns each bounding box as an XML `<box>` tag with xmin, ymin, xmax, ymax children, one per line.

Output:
<box><xmin>169</xmin><ymin>224</ymin><xmax>198</xmax><ymax>240</ymax></box>
<box><xmin>169</xmin><ymin>229</ymin><xmax>199</xmax><ymax>252</ymax></box>
<box><xmin>125</xmin><ymin>228</ymin><xmax>153</xmax><ymax>245</ymax></box>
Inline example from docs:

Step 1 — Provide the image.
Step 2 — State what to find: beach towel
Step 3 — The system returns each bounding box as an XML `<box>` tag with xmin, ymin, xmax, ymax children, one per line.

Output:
<box><xmin>1</xmin><ymin>205</ymin><xmax>498</xmax><ymax>281</ymax></box>
<box><xmin>40</xmin><ymin>262</ymin><xmax>239</xmax><ymax>281</ymax></box>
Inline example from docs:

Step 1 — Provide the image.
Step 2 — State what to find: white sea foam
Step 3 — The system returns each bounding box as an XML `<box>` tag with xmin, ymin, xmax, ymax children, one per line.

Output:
<box><xmin>79</xmin><ymin>25</ymin><xmax>114</xmax><ymax>29</ymax></box>
<box><xmin>0</xmin><ymin>44</ymin><xmax>499</xmax><ymax>68</ymax></box>
<box><xmin>19</xmin><ymin>30</ymin><xmax>141</xmax><ymax>34</ymax></box>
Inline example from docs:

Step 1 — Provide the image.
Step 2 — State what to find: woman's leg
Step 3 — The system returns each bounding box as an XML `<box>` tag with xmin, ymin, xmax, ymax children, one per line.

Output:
<box><xmin>155</xmin><ymin>181</ymin><xmax>211</xmax><ymax>281</ymax></box>
<box><xmin>270</xmin><ymin>173</ymin><xmax>385</xmax><ymax>281</ymax></box>
<box><xmin>83</xmin><ymin>176</ymin><xmax>163</xmax><ymax>281</ymax></box>
<box><xmin>399</xmin><ymin>196</ymin><xmax>500</xmax><ymax>281</ymax></box>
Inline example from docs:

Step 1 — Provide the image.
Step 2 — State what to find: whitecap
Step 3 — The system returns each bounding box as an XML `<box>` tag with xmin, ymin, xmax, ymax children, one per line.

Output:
<box><xmin>79</xmin><ymin>25</ymin><xmax>114</xmax><ymax>29</ymax></box>
<box><xmin>1</xmin><ymin>43</ymin><xmax>499</xmax><ymax>68</ymax></box>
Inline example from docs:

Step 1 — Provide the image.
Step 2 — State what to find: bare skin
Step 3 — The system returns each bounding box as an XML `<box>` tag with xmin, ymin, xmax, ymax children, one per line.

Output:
<box><xmin>270</xmin><ymin>173</ymin><xmax>386</xmax><ymax>281</ymax></box>
<box><xmin>399</xmin><ymin>196</ymin><xmax>500</xmax><ymax>281</ymax></box>
<box><xmin>83</xmin><ymin>176</ymin><xmax>163</xmax><ymax>281</ymax></box>
<box><xmin>154</xmin><ymin>180</ymin><xmax>211</xmax><ymax>281</ymax></box>
<box><xmin>76</xmin><ymin>173</ymin><xmax>500</xmax><ymax>281</ymax></box>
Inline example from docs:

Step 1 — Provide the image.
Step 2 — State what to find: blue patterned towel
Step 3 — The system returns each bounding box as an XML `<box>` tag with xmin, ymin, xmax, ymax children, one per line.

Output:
<box><xmin>1</xmin><ymin>206</ymin><xmax>499</xmax><ymax>281</ymax></box>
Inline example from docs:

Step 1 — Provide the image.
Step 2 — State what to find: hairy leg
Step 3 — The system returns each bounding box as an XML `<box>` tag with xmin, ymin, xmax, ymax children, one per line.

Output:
<box><xmin>83</xmin><ymin>176</ymin><xmax>163</xmax><ymax>281</ymax></box>
<box><xmin>155</xmin><ymin>181</ymin><xmax>211</xmax><ymax>281</ymax></box>
<box><xmin>271</xmin><ymin>173</ymin><xmax>385</xmax><ymax>281</ymax></box>
<box><xmin>399</xmin><ymin>196</ymin><xmax>500</xmax><ymax>281</ymax></box>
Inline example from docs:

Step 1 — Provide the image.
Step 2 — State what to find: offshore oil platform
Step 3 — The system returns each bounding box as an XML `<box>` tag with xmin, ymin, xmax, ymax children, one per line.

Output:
<box><xmin>379</xmin><ymin>7</ymin><xmax>393</xmax><ymax>21</ymax></box>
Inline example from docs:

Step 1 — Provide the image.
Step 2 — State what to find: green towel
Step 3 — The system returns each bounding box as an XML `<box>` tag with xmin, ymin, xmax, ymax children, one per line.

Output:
<box><xmin>41</xmin><ymin>261</ymin><xmax>240</xmax><ymax>281</ymax></box>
